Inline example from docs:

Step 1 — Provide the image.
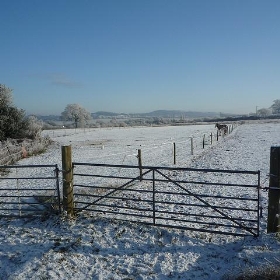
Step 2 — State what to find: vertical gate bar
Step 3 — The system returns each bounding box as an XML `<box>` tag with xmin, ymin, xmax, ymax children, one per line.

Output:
<box><xmin>257</xmin><ymin>170</ymin><xmax>261</xmax><ymax>236</ymax></box>
<box><xmin>153</xmin><ymin>168</ymin><xmax>156</xmax><ymax>226</ymax></box>
<box><xmin>55</xmin><ymin>164</ymin><xmax>62</xmax><ymax>214</ymax></box>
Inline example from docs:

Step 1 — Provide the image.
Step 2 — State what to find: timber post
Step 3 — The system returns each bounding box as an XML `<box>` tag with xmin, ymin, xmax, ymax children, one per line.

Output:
<box><xmin>190</xmin><ymin>137</ymin><xmax>194</xmax><ymax>155</ymax></box>
<box><xmin>173</xmin><ymin>142</ymin><xmax>176</xmax><ymax>165</ymax></box>
<box><xmin>203</xmin><ymin>134</ymin><xmax>205</xmax><ymax>149</ymax></box>
<box><xmin>267</xmin><ymin>146</ymin><xmax>280</xmax><ymax>233</ymax></box>
<box><xmin>61</xmin><ymin>145</ymin><xmax>74</xmax><ymax>216</ymax></box>
<box><xmin>137</xmin><ymin>149</ymin><xmax>143</xmax><ymax>181</ymax></box>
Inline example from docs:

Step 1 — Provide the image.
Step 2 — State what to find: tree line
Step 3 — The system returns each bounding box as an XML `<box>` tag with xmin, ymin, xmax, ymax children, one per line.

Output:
<box><xmin>2</xmin><ymin>82</ymin><xmax>280</xmax><ymax>136</ymax></box>
<box><xmin>59</xmin><ymin>99</ymin><xmax>280</xmax><ymax>128</ymax></box>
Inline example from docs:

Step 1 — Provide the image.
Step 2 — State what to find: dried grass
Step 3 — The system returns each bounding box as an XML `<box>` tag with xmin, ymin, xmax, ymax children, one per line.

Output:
<box><xmin>224</xmin><ymin>263</ymin><xmax>280</xmax><ymax>280</ymax></box>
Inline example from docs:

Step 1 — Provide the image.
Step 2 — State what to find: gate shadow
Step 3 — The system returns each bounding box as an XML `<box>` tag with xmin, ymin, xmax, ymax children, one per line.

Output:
<box><xmin>0</xmin><ymin>215</ymin><xmax>278</xmax><ymax>279</ymax></box>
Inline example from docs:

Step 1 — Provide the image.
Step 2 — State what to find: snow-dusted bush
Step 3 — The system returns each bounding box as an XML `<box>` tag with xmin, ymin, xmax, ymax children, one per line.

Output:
<box><xmin>0</xmin><ymin>137</ymin><xmax>52</xmax><ymax>165</ymax></box>
<box><xmin>26</xmin><ymin>116</ymin><xmax>43</xmax><ymax>139</ymax></box>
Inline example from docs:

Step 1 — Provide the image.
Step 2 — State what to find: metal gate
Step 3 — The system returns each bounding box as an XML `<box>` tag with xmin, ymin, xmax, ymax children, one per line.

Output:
<box><xmin>73</xmin><ymin>163</ymin><xmax>260</xmax><ymax>237</ymax></box>
<box><xmin>0</xmin><ymin>164</ymin><xmax>61</xmax><ymax>217</ymax></box>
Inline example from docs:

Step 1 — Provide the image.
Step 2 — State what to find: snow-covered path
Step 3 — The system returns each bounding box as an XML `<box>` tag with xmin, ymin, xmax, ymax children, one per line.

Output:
<box><xmin>0</xmin><ymin>121</ymin><xmax>280</xmax><ymax>279</ymax></box>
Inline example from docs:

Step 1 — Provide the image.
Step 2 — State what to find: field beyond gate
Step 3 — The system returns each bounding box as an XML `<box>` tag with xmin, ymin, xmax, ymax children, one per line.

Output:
<box><xmin>73</xmin><ymin>163</ymin><xmax>260</xmax><ymax>237</ymax></box>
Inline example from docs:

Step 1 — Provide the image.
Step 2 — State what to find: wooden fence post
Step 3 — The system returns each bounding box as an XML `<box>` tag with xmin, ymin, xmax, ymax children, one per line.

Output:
<box><xmin>190</xmin><ymin>137</ymin><xmax>194</xmax><ymax>155</ymax></box>
<box><xmin>267</xmin><ymin>146</ymin><xmax>280</xmax><ymax>233</ymax></box>
<box><xmin>173</xmin><ymin>142</ymin><xmax>176</xmax><ymax>165</ymax></box>
<box><xmin>61</xmin><ymin>145</ymin><xmax>74</xmax><ymax>216</ymax></box>
<box><xmin>203</xmin><ymin>135</ymin><xmax>205</xmax><ymax>149</ymax></box>
<box><xmin>137</xmin><ymin>149</ymin><xmax>143</xmax><ymax>181</ymax></box>
<box><xmin>216</xmin><ymin>130</ymin><xmax>219</xmax><ymax>141</ymax></box>
<box><xmin>210</xmin><ymin>133</ymin><xmax>213</xmax><ymax>145</ymax></box>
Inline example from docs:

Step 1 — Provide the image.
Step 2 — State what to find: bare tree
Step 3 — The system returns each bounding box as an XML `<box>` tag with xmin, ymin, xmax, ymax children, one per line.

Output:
<box><xmin>61</xmin><ymin>104</ymin><xmax>92</xmax><ymax>128</ymax></box>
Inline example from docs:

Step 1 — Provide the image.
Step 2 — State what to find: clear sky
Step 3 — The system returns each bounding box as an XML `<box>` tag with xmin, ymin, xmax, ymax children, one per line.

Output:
<box><xmin>1</xmin><ymin>0</ymin><xmax>279</xmax><ymax>115</ymax></box>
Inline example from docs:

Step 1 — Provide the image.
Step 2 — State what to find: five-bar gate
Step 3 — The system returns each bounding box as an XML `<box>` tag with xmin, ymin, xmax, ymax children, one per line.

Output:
<box><xmin>72</xmin><ymin>163</ymin><xmax>260</xmax><ymax>237</ymax></box>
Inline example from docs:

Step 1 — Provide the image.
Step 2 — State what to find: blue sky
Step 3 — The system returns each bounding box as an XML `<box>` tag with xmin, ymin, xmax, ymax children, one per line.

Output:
<box><xmin>1</xmin><ymin>0</ymin><xmax>279</xmax><ymax>115</ymax></box>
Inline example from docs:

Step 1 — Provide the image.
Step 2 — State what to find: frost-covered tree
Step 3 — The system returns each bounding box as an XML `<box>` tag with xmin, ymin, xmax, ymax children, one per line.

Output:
<box><xmin>0</xmin><ymin>84</ymin><xmax>13</xmax><ymax>107</ymax></box>
<box><xmin>61</xmin><ymin>104</ymin><xmax>92</xmax><ymax>128</ymax></box>
<box><xmin>0</xmin><ymin>106</ymin><xmax>29</xmax><ymax>140</ymax></box>
<box><xmin>0</xmin><ymin>84</ymin><xmax>31</xmax><ymax>141</ymax></box>
<box><xmin>270</xmin><ymin>99</ymin><xmax>280</xmax><ymax>114</ymax></box>
<box><xmin>257</xmin><ymin>108</ymin><xmax>270</xmax><ymax>118</ymax></box>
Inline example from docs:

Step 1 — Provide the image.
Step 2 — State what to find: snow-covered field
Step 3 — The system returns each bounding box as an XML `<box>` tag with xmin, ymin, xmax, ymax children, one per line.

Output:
<box><xmin>1</xmin><ymin>121</ymin><xmax>280</xmax><ymax>279</ymax></box>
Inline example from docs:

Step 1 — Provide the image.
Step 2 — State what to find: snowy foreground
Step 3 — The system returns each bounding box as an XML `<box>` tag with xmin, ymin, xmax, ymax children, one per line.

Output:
<box><xmin>1</xmin><ymin>121</ymin><xmax>280</xmax><ymax>279</ymax></box>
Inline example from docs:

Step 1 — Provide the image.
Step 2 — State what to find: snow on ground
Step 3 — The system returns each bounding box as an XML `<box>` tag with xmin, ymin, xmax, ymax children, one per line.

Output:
<box><xmin>1</xmin><ymin>121</ymin><xmax>280</xmax><ymax>279</ymax></box>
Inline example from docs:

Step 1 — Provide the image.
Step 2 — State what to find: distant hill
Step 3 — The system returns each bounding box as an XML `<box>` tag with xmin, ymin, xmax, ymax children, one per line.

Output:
<box><xmin>138</xmin><ymin>110</ymin><xmax>219</xmax><ymax>118</ymax></box>
<box><xmin>91</xmin><ymin>111</ymin><xmax>128</xmax><ymax>118</ymax></box>
<box><xmin>91</xmin><ymin>110</ymin><xmax>220</xmax><ymax>119</ymax></box>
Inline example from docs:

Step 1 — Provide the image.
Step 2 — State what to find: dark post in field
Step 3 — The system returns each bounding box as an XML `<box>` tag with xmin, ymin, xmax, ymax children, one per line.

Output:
<box><xmin>190</xmin><ymin>137</ymin><xmax>194</xmax><ymax>155</ymax></box>
<box><xmin>203</xmin><ymin>134</ymin><xmax>205</xmax><ymax>149</ymax></box>
<box><xmin>267</xmin><ymin>146</ymin><xmax>280</xmax><ymax>233</ymax></box>
<box><xmin>62</xmin><ymin>145</ymin><xmax>74</xmax><ymax>216</ymax></box>
<box><xmin>137</xmin><ymin>149</ymin><xmax>143</xmax><ymax>181</ymax></box>
<box><xmin>173</xmin><ymin>142</ymin><xmax>176</xmax><ymax>165</ymax></box>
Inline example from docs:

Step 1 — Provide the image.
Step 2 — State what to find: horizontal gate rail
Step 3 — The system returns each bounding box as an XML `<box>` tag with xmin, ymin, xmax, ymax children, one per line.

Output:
<box><xmin>72</xmin><ymin>162</ymin><xmax>260</xmax><ymax>237</ymax></box>
<box><xmin>0</xmin><ymin>164</ymin><xmax>61</xmax><ymax>217</ymax></box>
<box><xmin>74</xmin><ymin>176</ymin><xmax>258</xmax><ymax>188</ymax></box>
<box><xmin>0</xmin><ymin>164</ymin><xmax>59</xmax><ymax>168</ymax></box>
<box><xmin>73</xmin><ymin>166</ymin><xmax>259</xmax><ymax>188</ymax></box>
<box><xmin>155</xmin><ymin>191</ymin><xmax>258</xmax><ymax>201</ymax></box>
<box><xmin>73</xmin><ymin>162</ymin><xmax>259</xmax><ymax>174</ymax></box>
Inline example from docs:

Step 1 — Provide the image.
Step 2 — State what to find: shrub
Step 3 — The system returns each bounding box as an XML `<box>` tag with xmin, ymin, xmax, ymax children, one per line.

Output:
<box><xmin>0</xmin><ymin>84</ymin><xmax>43</xmax><ymax>140</ymax></box>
